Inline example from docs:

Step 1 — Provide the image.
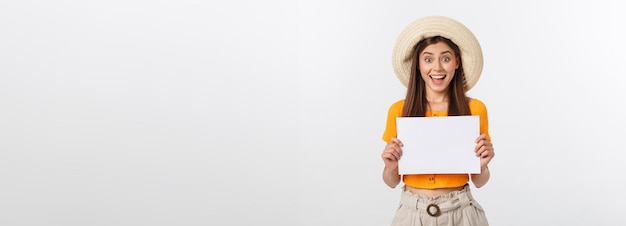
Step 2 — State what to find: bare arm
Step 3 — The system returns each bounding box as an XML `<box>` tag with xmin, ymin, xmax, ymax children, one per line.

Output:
<box><xmin>471</xmin><ymin>166</ymin><xmax>490</xmax><ymax>188</ymax></box>
<box><xmin>383</xmin><ymin>166</ymin><xmax>401</xmax><ymax>188</ymax></box>
<box><xmin>381</xmin><ymin>137</ymin><xmax>403</xmax><ymax>188</ymax></box>
<box><xmin>471</xmin><ymin>134</ymin><xmax>494</xmax><ymax>188</ymax></box>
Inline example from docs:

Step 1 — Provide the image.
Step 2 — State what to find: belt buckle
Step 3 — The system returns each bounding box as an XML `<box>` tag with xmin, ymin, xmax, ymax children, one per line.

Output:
<box><xmin>426</xmin><ymin>203</ymin><xmax>441</xmax><ymax>217</ymax></box>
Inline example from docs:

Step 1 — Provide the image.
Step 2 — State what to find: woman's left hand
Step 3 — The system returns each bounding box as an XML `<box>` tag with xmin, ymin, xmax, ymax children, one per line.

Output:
<box><xmin>475</xmin><ymin>134</ymin><xmax>494</xmax><ymax>169</ymax></box>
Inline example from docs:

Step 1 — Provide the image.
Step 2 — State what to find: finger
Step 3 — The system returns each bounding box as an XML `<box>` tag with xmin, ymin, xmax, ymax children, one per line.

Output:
<box><xmin>475</xmin><ymin>134</ymin><xmax>487</xmax><ymax>143</ymax></box>
<box><xmin>382</xmin><ymin>152</ymin><xmax>396</xmax><ymax>162</ymax></box>
<box><xmin>475</xmin><ymin>139</ymin><xmax>492</xmax><ymax>153</ymax></box>
<box><xmin>387</xmin><ymin>142</ymin><xmax>403</xmax><ymax>156</ymax></box>
<box><xmin>480</xmin><ymin>147</ymin><xmax>493</xmax><ymax>158</ymax></box>
<box><xmin>390</xmin><ymin>151</ymin><xmax>401</xmax><ymax>161</ymax></box>
<box><xmin>385</xmin><ymin>143</ymin><xmax>398</xmax><ymax>154</ymax></box>
<box><xmin>474</xmin><ymin>141</ymin><xmax>485</xmax><ymax>153</ymax></box>
<box><xmin>482</xmin><ymin>149</ymin><xmax>489</xmax><ymax>158</ymax></box>
<box><xmin>383</xmin><ymin>147</ymin><xmax>399</xmax><ymax>161</ymax></box>
<box><xmin>390</xmin><ymin>146</ymin><xmax>402</xmax><ymax>160</ymax></box>
<box><xmin>383</xmin><ymin>148</ymin><xmax>396</xmax><ymax>161</ymax></box>
<box><xmin>390</xmin><ymin>137</ymin><xmax>404</xmax><ymax>147</ymax></box>
<box><xmin>478</xmin><ymin>150</ymin><xmax>486</xmax><ymax>158</ymax></box>
<box><xmin>383</xmin><ymin>154</ymin><xmax>395</xmax><ymax>162</ymax></box>
<box><xmin>476</xmin><ymin>146</ymin><xmax>487</xmax><ymax>157</ymax></box>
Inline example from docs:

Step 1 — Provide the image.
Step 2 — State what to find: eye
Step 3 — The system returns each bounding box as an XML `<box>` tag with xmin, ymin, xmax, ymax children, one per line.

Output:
<box><xmin>442</xmin><ymin>56</ymin><xmax>450</xmax><ymax>62</ymax></box>
<box><xmin>425</xmin><ymin>58</ymin><xmax>432</xmax><ymax>63</ymax></box>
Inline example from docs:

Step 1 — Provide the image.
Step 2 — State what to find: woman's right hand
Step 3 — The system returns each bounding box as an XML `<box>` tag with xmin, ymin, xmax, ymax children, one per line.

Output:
<box><xmin>381</xmin><ymin>137</ymin><xmax>403</xmax><ymax>170</ymax></box>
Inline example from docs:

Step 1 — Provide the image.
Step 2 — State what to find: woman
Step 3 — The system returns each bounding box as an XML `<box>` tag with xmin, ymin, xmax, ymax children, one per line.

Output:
<box><xmin>381</xmin><ymin>16</ymin><xmax>495</xmax><ymax>226</ymax></box>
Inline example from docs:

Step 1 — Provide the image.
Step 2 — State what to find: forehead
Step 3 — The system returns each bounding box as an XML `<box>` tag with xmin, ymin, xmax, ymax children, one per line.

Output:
<box><xmin>420</xmin><ymin>42</ymin><xmax>455</xmax><ymax>55</ymax></box>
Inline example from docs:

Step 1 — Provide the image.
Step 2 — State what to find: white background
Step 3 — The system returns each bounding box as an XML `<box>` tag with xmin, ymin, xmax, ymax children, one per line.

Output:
<box><xmin>1</xmin><ymin>1</ymin><xmax>625</xmax><ymax>225</ymax></box>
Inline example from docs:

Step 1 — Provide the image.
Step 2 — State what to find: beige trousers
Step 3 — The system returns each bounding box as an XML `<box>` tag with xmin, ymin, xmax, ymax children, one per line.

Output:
<box><xmin>390</xmin><ymin>184</ymin><xmax>489</xmax><ymax>226</ymax></box>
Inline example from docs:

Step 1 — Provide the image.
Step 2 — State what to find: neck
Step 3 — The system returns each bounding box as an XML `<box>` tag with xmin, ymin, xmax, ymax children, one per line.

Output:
<box><xmin>425</xmin><ymin>88</ymin><xmax>449</xmax><ymax>104</ymax></box>
<box><xmin>426</xmin><ymin>94</ymin><xmax>449</xmax><ymax>104</ymax></box>
<box><xmin>426</xmin><ymin>91</ymin><xmax>449</xmax><ymax>112</ymax></box>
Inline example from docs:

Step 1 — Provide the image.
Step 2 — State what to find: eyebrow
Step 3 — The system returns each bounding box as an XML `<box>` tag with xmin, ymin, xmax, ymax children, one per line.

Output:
<box><xmin>422</xmin><ymin>50</ymin><xmax>453</xmax><ymax>55</ymax></box>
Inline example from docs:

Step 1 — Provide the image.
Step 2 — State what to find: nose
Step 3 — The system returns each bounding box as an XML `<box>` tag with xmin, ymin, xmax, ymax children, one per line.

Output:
<box><xmin>434</xmin><ymin>60</ymin><xmax>444</xmax><ymax>71</ymax></box>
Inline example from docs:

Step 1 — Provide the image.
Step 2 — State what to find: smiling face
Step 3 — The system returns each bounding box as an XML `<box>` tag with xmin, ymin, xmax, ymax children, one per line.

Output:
<box><xmin>418</xmin><ymin>42</ymin><xmax>460</xmax><ymax>94</ymax></box>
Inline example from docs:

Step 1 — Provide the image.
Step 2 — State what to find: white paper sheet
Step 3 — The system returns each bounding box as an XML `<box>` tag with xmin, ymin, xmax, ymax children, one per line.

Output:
<box><xmin>396</xmin><ymin>116</ymin><xmax>480</xmax><ymax>174</ymax></box>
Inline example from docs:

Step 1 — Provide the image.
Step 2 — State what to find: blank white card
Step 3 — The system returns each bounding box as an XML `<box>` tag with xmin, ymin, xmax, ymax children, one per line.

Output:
<box><xmin>396</xmin><ymin>116</ymin><xmax>480</xmax><ymax>174</ymax></box>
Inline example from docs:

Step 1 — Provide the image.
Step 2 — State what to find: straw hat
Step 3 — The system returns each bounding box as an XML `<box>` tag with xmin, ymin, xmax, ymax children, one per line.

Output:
<box><xmin>392</xmin><ymin>16</ymin><xmax>483</xmax><ymax>90</ymax></box>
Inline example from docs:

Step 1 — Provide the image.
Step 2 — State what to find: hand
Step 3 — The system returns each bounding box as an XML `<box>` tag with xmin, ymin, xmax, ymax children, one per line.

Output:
<box><xmin>475</xmin><ymin>134</ymin><xmax>495</xmax><ymax>170</ymax></box>
<box><xmin>382</xmin><ymin>137</ymin><xmax>403</xmax><ymax>170</ymax></box>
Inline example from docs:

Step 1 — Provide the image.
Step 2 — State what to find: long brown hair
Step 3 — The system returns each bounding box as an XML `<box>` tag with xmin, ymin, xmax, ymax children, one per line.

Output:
<box><xmin>402</xmin><ymin>36</ymin><xmax>471</xmax><ymax>117</ymax></box>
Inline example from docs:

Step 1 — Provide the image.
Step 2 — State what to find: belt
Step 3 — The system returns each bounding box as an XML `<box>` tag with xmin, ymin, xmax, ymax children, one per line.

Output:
<box><xmin>399</xmin><ymin>184</ymin><xmax>474</xmax><ymax>217</ymax></box>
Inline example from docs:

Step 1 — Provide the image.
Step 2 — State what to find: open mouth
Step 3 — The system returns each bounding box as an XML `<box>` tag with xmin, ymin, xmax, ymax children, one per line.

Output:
<box><xmin>429</xmin><ymin>75</ymin><xmax>446</xmax><ymax>85</ymax></box>
<box><xmin>429</xmin><ymin>75</ymin><xmax>446</xmax><ymax>80</ymax></box>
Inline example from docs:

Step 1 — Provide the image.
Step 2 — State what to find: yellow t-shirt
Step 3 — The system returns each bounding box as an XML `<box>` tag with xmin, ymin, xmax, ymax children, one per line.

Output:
<box><xmin>382</xmin><ymin>98</ymin><xmax>491</xmax><ymax>189</ymax></box>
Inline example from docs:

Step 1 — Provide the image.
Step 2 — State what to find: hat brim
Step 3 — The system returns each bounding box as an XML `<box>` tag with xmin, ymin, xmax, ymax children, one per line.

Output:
<box><xmin>392</xmin><ymin>16</ymin><xmax>483</xmax><ymax>91</ymax></box>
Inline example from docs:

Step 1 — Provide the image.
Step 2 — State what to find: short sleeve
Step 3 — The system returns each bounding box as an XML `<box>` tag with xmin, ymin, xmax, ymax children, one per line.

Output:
<box><xmin>469</xmin><ymin>98</ymin><xmax>491</xmax><ymax>142</ymax></box>
<box><xmin>382</xmin><ymin>100</ymin><xmax>405</xmax><ymax>143</ymax></box>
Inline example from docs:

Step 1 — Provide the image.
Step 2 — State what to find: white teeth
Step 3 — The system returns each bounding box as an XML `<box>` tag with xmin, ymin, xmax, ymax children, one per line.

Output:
<box><xmin>430</xmin><ymin>75</ymin><xmax>445</xmax><ymax>79</ymax></box>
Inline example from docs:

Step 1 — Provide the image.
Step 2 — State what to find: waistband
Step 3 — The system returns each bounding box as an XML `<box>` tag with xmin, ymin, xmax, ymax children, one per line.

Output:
<box><xmin>399</xmin><ymin>184</ymin><xmax>475</xmax><ymax>217</ymax></box>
